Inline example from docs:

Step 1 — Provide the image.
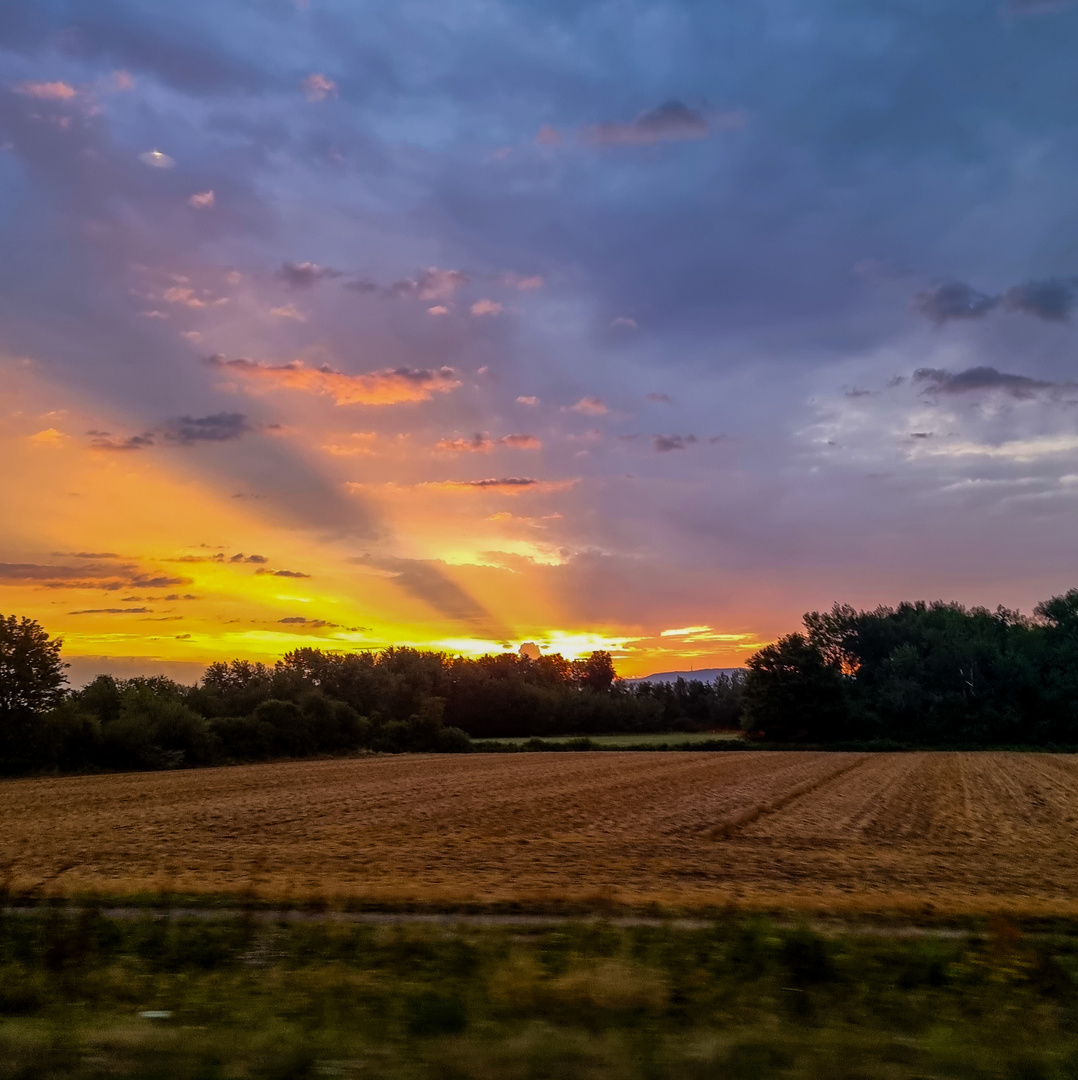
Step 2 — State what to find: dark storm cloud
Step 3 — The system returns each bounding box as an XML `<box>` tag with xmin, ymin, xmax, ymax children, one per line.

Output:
<box><xmin>912</xmin><ymin>282</ymin><xmax>1000</xmax><ymax>325</ymax></box>
<box><xmin>276</xmin><ymin>261</ymin><xmax>343</xmax><ymax>288</ymax></box>
<box><xmin>163</xmin><ymin>412</ymin><xmax>252</xmax><ymax>444</ymax></box>
<box><xmin>913</xmin><ymin>366</ymin><xmax>1058</xmax><ymax>397</ymax></box>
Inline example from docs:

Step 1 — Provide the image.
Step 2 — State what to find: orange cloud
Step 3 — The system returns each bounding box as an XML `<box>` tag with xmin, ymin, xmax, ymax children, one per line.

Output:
<box><xmin>15</xmin><ymin>81</ymin><xmax>76</xmax><ymax>100</ymax></box>
<box><xmin>208</xmin><ymin>355</ymin><xmax>461</xmax><ymax>405</ymax></box>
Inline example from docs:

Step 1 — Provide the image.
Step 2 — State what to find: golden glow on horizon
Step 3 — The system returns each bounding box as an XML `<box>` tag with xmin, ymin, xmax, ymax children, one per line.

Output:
<box><xmin>0</xmin><ymin>357</ymin><xmax>769</xmax><ymax>679</ymax></box>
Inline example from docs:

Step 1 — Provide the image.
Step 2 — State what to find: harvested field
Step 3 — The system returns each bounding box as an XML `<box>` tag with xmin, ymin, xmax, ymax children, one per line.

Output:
<box><xmin>3</xmin><ymin>751</ymin><xmax>1077</xmax><ymax>916</ymax></box>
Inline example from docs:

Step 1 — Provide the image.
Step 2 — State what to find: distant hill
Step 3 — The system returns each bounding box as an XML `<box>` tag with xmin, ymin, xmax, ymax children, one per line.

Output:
<box><xmin>622</xmin><ymin>667</ymin><xmax>743</xmax><ymax>685</ymax></box>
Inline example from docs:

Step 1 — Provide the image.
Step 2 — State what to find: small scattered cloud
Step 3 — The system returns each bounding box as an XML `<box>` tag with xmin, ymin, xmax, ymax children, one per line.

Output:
<box><xmin>163</xmin><ymin>412</ymin><xmax>251</xmax><ymax>444</ymax></box>
<box><xmin>187</xmin><ymin>190</ymin><xmax>215</xmax><ymax>209</ymax></box>
<box><xmin>14</xmin><ymin>80</ymin><xmax>77</xmax><ymax>100</ymax></box>
<box><xmin>89</xmin><ymin>431</ymin><xmax>155</xmax><ymax>451</ymax></box>
<box><xmin>583</xmin><ymin>101</ymin><xmax>741</xmax><ymax>146</ymax></box>
<box><xmin>913</xmin><ymin>281</ymin><xmax>999</xmax><ymax>325</ymax></box>
<box><xmin>69</xmin><ymin>607</ymin><xmax>151</xmax><ymax>615</ymax></box>
<box><xmin>516</xmin><ymin>395</ymin><xmax>540</xmax><ymax>406</ymax></box>
<box><xmin>256</xmin><ymin>568</ymin><xmax>312</xmax><ymax>578</ymax></box>
<box><xmin>138</xmin><ymin>149</ymin><xmax>176</xmax><ymax>169</ymax></box>
<box><xmin>422</xmin><ymin>477</ymin><xmax>576</xmax><ymax>495</ymax></box>
<box><xmin>270</xmin><ymin>303</ymin><xmax>306</xmax><ymax>321</ymax></box>
<box><xmin>653</xmin><ymin>434</ymin><xmax>697</xmax><ymax>452</ymax></box>
<box><xmin>471</xmin><ymin>298</ymin><xmax>503</xmax><ymax>316</ymax></box>
<box><xmin>389</xmin><ymin>267</ymin><xmax>469</xmax><ymax>301</ymax></box>
<box><xmin>535</xmin><ymin>124</ymin><xmax>563</xmax><ymax>146</ymax></box>
<box><xmin>437</xmin><ymin>432</ymin><xmax>542</xmax><ymax>454</ymax></box>
<box><xmin>229</xmin><ymin>553</ymin><xmax>268</xmax><ymax>563</ymax></box>
<box><xmin>29</xmin><ymin>428</ymin><xmax>65</xmax><ymax>445</ymax></box>
<box><xmin>499</xmin><ymin>433</ymin><xmax>542</xmax><ymax>450</ymax></box>
<box><xmin>611</xmin><ymin>316</ymin><xmax>638</xmax><ymax>330</ymax></box>
<box><xmin>302</xmin><ymin>73</ymin><xmax>338</xmax><ymax>102</ymax></box>
<box><xmin>567</xmin><ymin>396</ymin><xmax>607</xmax><ymax>415</ymax></box>
<box><xmin>322</xmin><ymin>432</ymin><xmax>377</xmax><ymax>456</ymax></box>
<box><xmin>427</xmin><ymin>305</ymin><xmax>449</xmax><ymax>316</ymax></box>
<box><xmin>111</xmin><ymin>70</ymin><xmax>136</xmax><ymax>91</ymax></box>
<box><xmin>279</xmin><ymin>616</ymin><xmax>335</xmax><ymax>628</ymax></box>
<box><xmin>0</xmin><ymin>563</ymin><xmax>190</xmax><ymax>591</ymax></box>
<box><xmin>277</xmin><ymin>261</ymin><xmax>342</xmax><ymax>288</ymax></box>
<box><xmin>660</xmin><ymin>625</ymin><xmax>712</xmax><ymax>637</ymax></box>
<box><xmin>646</xmin><ymin>392</ymin><xmax>671</xmax><ymax>404</ymax></box>
<box><xmin>499</xmin><ymin>273</ymin><xmax>544</xmax><ymax>290</ymax></box>
<box><xmin>207</xmin><ymin>354</ymin><xmax>461</xmax><ymax>405</ymax></box>
<box><xmin>913</xmin><ymin>366</ymin><xmax>1058</xmax><ymax>398</ymax></box>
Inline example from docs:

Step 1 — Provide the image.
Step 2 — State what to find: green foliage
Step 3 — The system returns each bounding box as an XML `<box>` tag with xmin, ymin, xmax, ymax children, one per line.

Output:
<box><xmin>0</xmin><ymin>911</ymin><xmax>1076</xmax><ymax>1080</ymax></box>
<box><xmin>0</xmin><ymin>614</ymin><xmax>67</xmax><ymax>771</ymax></box>
<box><xmin>741</xmin><ymin>590</ymin><xmax>1078</xmax><ymax>744</ymax></box>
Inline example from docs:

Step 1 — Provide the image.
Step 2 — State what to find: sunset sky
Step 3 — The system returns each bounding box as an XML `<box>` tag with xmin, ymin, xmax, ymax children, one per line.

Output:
<box><xmin>2</xmin><ymin>1</ymin><xmax>1078</xmax><ymax>681</ymax></box>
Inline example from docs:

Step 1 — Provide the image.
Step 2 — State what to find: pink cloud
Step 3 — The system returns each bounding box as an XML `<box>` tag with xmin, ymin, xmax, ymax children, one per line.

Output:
<box><xmin>567</xmin><ymin>396</ymin><xmax>608</xmax><ymax>416</ymax></box>
<box><xmin>187</xmin><ymin>190</ymin><xmax>215</xmax><ymax>209</ymax></box>
<box><xmin>302</xmin><ymin>73</ymin><xmax>338</xmax><ymax>102</ymax></box>
<box><xmin>471</xmin><ymin>298</ymin><xmax>503</xmax><ymax>316</ymax></box>
<box><xmin>208</xmin><ymin>355</ymin><xmax>461</xmax><ymax>405</ymax></box>
<box><xmin>15</xmin><ymin>80</ymin><xmax>76</xmax><ymax>100</ymax></box>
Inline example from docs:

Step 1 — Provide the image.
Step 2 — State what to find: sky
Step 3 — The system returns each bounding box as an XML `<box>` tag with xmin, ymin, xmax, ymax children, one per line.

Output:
<box><xmin>2</xmin><ymin>0</ymin><xmax>1078</xmax><ymax>681</ymax></box>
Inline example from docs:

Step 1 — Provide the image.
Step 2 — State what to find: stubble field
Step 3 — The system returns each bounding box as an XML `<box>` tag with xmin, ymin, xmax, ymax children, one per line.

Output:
<box><xmin>4</xmin><ymin>750</ymin><xmax>1078</xmax><ymax>916</ymax></box>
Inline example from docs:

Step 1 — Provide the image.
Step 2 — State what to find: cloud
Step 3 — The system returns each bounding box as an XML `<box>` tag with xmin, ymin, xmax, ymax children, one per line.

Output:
<box><xmin>611</xmin><ymin>316</ymin><xmax>638</xmax><ymax>330</ymax></box>
<box><xmin>138</xmin><ymin>149</ymin><xmax>176</xmax><ymax>169</ymax></box>
<box><xmin>436</xmin><ymin>432</ymin><xmax>541</xmax><ymax>454</ymax></box>
<box><xmin>653</xmin><ymin>434</ymin><xmax>697</xmax><ymax>452</ymax></box>
<box><xmin>187</xmin><ymin>190</ymin><xmax>214</xmax><ymax>209</ymax></box>
<box><xmin>162</xmin><ymin>412</ymin><xmax>251</xmax><ymax>444</ymax></box>
<box><xmin>14</xmin><ymin>81</ymin><xmax>76</xmax><ymax>100</ymax></box>
<box><xmin>0</xmin><ymin>563</ymin><xmax>190</xmax><ymax>591</ymax></box>
<box><xmin>499</xmin><ymin>273</ymin><xmax>544</xmax><ymax>290</ymax></box>
<box><xmin>89</xmin><ymin>431</ymin><xmax>155</xmax><ymax>451</ymax></box>
<box><xmin>516</xmin><ymin>396</ymin><xmax>540</xmax><ymax>406</ymax></box>
<box><xmin>256</xmin><ymin>568</ymin><xmax>311</xmax><ymax>578</ymax></box>
<box><xmin>437</xmin><ymin>433</ymin><xmax>495</xmax><ymax>454</ymax></box>
<box><xmin>913</xmin><ymin>366</ymin><xmax>1057</xmax><ymax>398</ymax></box>
<box><xmin>1002</xmin><ymin>278</ymin><xmax>1078</xmax><ymax>321</ymax></box>
<box><xmin>69</xmin><ymin>607</ymin><xmax>151</xmax><ymax>614</ymax></box>
<box><xmin>913</xmin><ymin>277</ymin><xmax>1078</xmax><ymax>325</ymax></box>
<box><xmin>207</xmin><ymin>355</ymin><xmax>461</xmax><ymax>405</ymax></box>
<box><xmin>912</xmin><ymin>281</ymin><xmax>999</xmax><ymax>325</ymax></box>
<box><xmin>499</xmin><ymin>433</ymin><xmax>542</xmax><ymax>449</ymax></box>
<box><xmin>302</xmin><ymin>73</ymin><xmax>338</xmax><ymax>102</ymax></box>
<box><xmin>471</xmin><ymin>298</ymin><xmax>503</xmax><ymax>316</ymax></box>
<box><xmin>535</xmin><ymin>124</ymin><xmax>563</xmax><ymax>146</ymax></box>
<box><xmin>277</xmin><ymin>261</ymin><xmax>342</xmax><ymax>288</ymax></box>
<box><xmin>269</xmin><ymin>303</ymin><xmax>306</xmax><ymax>320</ymax></box>
<box><xmin>422</xmin><ymin>477</ymin><xmax>575</xmax><ymax>495</ymax></box>
<box><xmin>388</xmin><ymin>267</ymin><xmax>469</xmax><ymax>301</ymax></box>
<box><xmin>567</xmin><ymin>396</ymin><xmax>608</xmax><ymax>415</ymax></box>
<box><xmin>583</xmin><ymin>101</ymin><xmax>740</xmax><ymax>146</ymax></box>
<box><xmin>278</xmin><ymin>615</ymin><xmax>333</xmax><ymax>627</ymax></box>
<box><xmin>646</xmin><ymin>392</ymin><xmax>671</xmax><ymax>403</ymax></box>
<box><xmin>229</xmin><ymin>553</ymin><xmax>267</xmax><ymax>563</ymax></box>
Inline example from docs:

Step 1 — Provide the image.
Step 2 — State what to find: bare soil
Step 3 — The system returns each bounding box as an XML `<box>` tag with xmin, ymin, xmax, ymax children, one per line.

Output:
<box><xmin>3</xmin><ymin>751</ymin><xmax>1076</xmax><ymax>916</ymax></box>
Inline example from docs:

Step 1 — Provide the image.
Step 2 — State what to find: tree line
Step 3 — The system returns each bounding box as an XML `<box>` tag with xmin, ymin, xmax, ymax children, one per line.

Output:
<box><xmin>740</xmin><ymin>589</ymin><xmax>1078</xmax><ymax>745</ymax></box>
<box><xmin>0</xmin><ymin>615</ymin><xmax>742</xmax><ymax>774</ymax></box>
